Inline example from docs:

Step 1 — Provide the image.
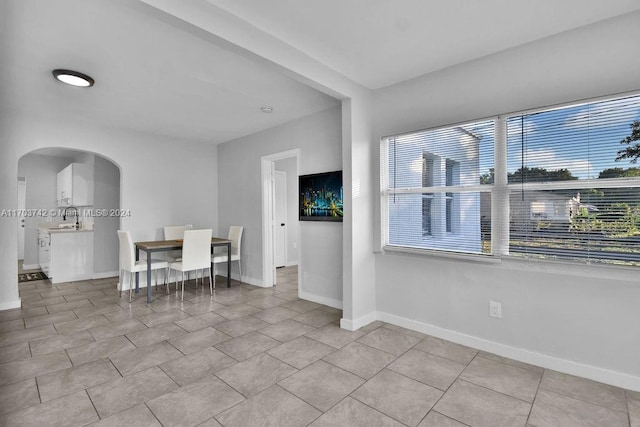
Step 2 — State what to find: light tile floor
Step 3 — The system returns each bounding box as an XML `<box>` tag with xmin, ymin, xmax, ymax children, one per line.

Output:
<box><xmin>1</xmin><ymin>265</ymin><xmax>638</xmax><ymax>426</ymax></box>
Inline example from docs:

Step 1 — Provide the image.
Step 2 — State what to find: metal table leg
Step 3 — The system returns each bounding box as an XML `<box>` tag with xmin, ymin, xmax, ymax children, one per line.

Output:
<box><xmin>147</xmin><ymin>252</ymin><xmax>152</xmax><ymax>303</ymax></box>
<box><xmin>227</xmin><ymin>242</ymin><xmax>231</xmax><ymax>288</ymax></box>
<box><xmin>135</xmin><ymin>247</ymin><xmax>140</xmax><ymax>294</ymax></box>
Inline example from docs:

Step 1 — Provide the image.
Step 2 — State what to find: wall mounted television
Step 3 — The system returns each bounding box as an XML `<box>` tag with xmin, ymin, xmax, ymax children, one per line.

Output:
<box><xmin>299</xmin><ymin>170</ymin><xmax>343</xmax><ymax>222</ymax></box>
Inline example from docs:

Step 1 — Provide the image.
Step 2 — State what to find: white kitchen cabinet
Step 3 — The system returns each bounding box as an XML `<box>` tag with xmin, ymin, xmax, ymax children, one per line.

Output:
<box><xmin>48</xmin><ymin>230</ymin><xmax>94</xmax><ymax>283</ymax></box>
<box><xmin>38</xmin><ymin>229</ymin><xmax>50</xmax><ymax>276</ymax></box>
<box><xmin>57</xmin><ymin>163</ymin><xmax>94</xmax><ymax>206</ymax></box>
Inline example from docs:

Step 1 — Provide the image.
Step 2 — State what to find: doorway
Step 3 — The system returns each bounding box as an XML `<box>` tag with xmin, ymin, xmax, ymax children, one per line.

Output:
<box><xmin>261</xmin><ymin>149</ymin><xmax>300</xmax><ymax>287</ymax></box>
<box><xmin>17</xmin><ymin>148</ymin><xmax>121</xmax><ymax>279</ymax></box>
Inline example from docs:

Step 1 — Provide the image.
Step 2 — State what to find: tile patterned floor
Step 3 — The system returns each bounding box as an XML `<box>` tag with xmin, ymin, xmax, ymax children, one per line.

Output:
<box><xmin>1</xmin><ymin>265</ymin><xmax>638</xmax><ymax>426</ymax></box>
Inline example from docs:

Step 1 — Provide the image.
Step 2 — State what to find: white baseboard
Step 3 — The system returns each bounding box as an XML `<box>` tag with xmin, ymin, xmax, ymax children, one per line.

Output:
<box><xmin>208</xmin><ymin>268</ymin><xmax>264</xmax><ymax>288</ymax></box>
<box><xmin>340</xmin><ymin>310</ymin><xmax>377</xmax><ymax>331</ymax></box>
<box><xmin>298</xmin><ymin>290</ymin><xmax>342</xmax><ymax>310</ymax></box>
<box><xmin>117</xmin><ymin>276</ymin><xmax>166</xmax><ymax>291</ymax></box>
<box><xmin>0</xmin><ymin>299</ymin><xmax>22</xmax><ymax>311</ymax></box>
<box><xmin>93</xmin><ymin>271</ymin><xmax>118</xmax><ymax>280</ymax></box>
<box><xmin>233</xmin><ymin>274</ymin><xmax>265</xmax><ymax>287</ymax></box>
<box><xmin>377</xmin><ymin>311</ymin><xmax>640</xmax><ymax>393</ymax></box>
<box><xmin>22</xmin><ymin>264</ymin><xmax>39</xmax><ymax>270</ymax></box>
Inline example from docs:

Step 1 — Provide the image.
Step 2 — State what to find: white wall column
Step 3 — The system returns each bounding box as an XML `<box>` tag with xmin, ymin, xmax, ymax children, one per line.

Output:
<box><xmin>340</xmin><ymin>96</ymin><xmax>377</xmax><ymax>330</ymax></box>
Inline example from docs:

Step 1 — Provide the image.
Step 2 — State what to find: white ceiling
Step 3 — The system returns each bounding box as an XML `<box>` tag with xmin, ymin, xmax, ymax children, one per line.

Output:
<box><xmin>0</xmin><ymin>0</ymin><xmax>339</xmax><ymax>144</ymax></box>
<box><xmin>2</xmin><ymin>0</ymin><xmax>639</xmax><ymax>145</ymax></box>
<box><xmin>206</xmin><ymin>0</ymin><xmax>640</xmax><ymax>89</ymax></box>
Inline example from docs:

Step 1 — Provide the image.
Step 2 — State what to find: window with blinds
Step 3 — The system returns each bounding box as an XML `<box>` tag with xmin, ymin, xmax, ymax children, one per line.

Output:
<box><xmin>381</xmin><ymin>92</ymin><xmax>640</xmax><ymax>265</ymax></box>
<box><xmin>383</xmin><ymin>120</ymin><xmax>494</xmax><ymax>255</ymax></box>
<box><xmin>507</xmin><ymin>94</ymin><xmax>640</xmax><ymax>265</ymax></box>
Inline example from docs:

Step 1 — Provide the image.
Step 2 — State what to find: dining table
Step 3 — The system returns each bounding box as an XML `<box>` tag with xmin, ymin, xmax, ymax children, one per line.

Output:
<box><xmin>134</xmin><ymin>237</ymin><xmax>232</xmax><ymax>303</ymax></box>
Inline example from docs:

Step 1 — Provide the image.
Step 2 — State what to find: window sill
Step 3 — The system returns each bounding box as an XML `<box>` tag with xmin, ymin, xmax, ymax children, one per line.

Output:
<box><xmin>382</xmin><ymin>245</ymin><xmax>501</xmax><ymax>264</ymax></box>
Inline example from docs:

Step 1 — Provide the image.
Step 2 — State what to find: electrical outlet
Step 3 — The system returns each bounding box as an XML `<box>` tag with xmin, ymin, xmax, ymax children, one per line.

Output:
<box><xmin>489</xmin><ymin>300</ymin><xmax>502</xmax><ymax>318</ymax></box>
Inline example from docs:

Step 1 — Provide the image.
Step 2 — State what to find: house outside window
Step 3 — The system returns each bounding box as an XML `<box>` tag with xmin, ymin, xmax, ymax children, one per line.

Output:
<box><xmin>384</xmin><ymin>121</ymin><xmax>493</xmax><ymax>254</ymax></box>
<box><xmin>421</xmin><ymin>155</ymin><xmax>459</xmax><ymax>236</ymax></box>
<box><xmin>446</xmin><ymin>159</ymin><xmax>458</xmax><ymax>233</ymax></box>
<box><xmin>422</xmin><ymin>155</ymin><xmax>433</xmax><ymax>236</ymax></box>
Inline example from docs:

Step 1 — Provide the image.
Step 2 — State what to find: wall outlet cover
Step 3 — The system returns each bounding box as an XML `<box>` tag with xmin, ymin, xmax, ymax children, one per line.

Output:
<box><xmin>489</xmin><ymin>300</ymin><xmax>502</xmax><ymax>318</ymax></box>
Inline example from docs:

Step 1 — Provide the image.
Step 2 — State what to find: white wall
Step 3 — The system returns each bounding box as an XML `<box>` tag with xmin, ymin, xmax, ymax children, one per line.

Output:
<box><xmin>93</xmin><ymin>155</ymin><xmax>120</xmax><ymax>276</ymax></box>
<box><xmin>372</xmin><ymin>11</ymin><xmax>640</xmax><ymax>390</ymax></box>
<box><xmin>17</xmin><ymin>154</ymin><xmax>73</xmax><ymax>267</ymax></box>
<box><xmin>0</xmin><ymin>110</ymin><xmax>218</xmax><ymax>309</ymax></box>
<box><xmin>274</xmin><ymin>157</ymin><xmax>299</xmax><ymax>266</ymax></box>
<box><xmin>217</xmin><ymin>106</ymin><xmax>342</xmax><ymax>305</ymax></box>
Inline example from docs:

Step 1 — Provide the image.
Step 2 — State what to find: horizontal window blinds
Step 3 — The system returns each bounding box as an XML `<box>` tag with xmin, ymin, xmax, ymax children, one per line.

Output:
<box><xmin>384</xmin><ymin>120</ymin><xmax>494</xmax><ymax>254</ymax></box>
<box><xmin>506</xmin><ymin>94</ymin><xmax>640</xmax><ymax>265</ymax></box>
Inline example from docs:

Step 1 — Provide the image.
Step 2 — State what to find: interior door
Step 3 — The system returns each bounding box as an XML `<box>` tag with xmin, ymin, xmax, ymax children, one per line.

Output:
<box><xmin>274</xmin><ymin>171</ymin><xmax>287</xmax><ymax>268</ymax></box>
<box><xmin>17</xmin><ymin>178</ymin><xmax>26</xmax><ymax>260</ymax></box>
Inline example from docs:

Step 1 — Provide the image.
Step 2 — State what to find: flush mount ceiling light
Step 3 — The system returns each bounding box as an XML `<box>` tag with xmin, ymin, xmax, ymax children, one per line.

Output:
<box><xmin>260</xmin><ymin>106</ymin><xmax>273</xmax><ymax>113</ymax></box>
<box><xmin>52</xmin><ymin>69</ymin><xmax>95</xmax><ymax>87</ymax></box>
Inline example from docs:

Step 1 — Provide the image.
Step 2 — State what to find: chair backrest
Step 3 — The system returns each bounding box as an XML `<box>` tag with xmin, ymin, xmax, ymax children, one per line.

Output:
<box><xmin>164</xmin><ymin>224</ymin><xmax>193</xmax><ymax>240</ymax></box>
<box><xmin>182</xmin><ymin>229</ymin><xmax>213</xmax><ymax>270</ymax></box>
<box><xmin>228</xmin><ymin>225</ymin><xmax>244</xmax><ymax>258</ymax></box>
<box><xmin>117</xmin><ymin>230</ymin><xmax>135</xmax><ymax>271</ymax></box>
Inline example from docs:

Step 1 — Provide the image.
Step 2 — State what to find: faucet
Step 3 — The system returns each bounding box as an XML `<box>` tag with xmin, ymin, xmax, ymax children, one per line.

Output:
<box><xmin>62</xmin><ymin>206</ymin><xmax>80</xmax><ymax>229</ymax></box>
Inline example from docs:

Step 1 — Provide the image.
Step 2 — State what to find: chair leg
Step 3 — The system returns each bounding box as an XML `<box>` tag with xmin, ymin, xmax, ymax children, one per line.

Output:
<box><xmin>119</xmin><ymin>269</ymin><xmax>123</xmax><ymax>298</ymax></box>
<box><xmin>209</xmin><ymin>266</ymin><xmax>213</xmax><ymax>295</ymax></box>
<box><xmin>238</xmin><ymin>260</ymin><xmax>242</xmax><ymax>282</ymax></box>
<box><xmin>129</xmin><ymin>272</ymin><xmax>134</xmax><ymax>303</ymax></box>
<box><xmin>181</xmin><ymin>272</ymin><xmax>185</xmax><ymax>302</ymax></box>
<box><xmin>165</xmin><ymin>268</ymin><xmax>170</xmax><ymax>295</ymax></box>
<box><xmin>175</xmin><ymin>270</ymin><xmax>179</xmax><ymax>297</ymax></box>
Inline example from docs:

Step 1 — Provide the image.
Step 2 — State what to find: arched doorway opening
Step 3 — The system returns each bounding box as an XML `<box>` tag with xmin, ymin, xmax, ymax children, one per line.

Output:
<box><xmin>17</xmin><ymin>148</ymin><xmax>122</xmax><ymax>283</ymax></box>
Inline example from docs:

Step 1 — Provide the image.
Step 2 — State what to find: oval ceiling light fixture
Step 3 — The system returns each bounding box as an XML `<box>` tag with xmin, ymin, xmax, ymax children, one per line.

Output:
<box><xmin>52</xmin><ymin>69</ymin><xmax>95</xmax><ymax>87</ymax></box>
<box><xmin>260</xmin><ymin>106</ymin><xmax>273</xmax><ymax>113</ymax></box>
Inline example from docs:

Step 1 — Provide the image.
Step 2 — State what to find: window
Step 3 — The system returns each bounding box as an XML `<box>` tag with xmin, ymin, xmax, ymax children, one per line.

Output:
<box><xmin>382</xmin><ymin>92</ymin><xmax>640</xmax><ymax>265</ymax></box>
<box><xmin>383</xmin><ymin>120</ymin><xmax>495</xmax><ymax>254</ymax></box>
<box><xmin>507</xmin><ymin>94</ymin><xmax>640</xmax><ymax>265</ymax></box>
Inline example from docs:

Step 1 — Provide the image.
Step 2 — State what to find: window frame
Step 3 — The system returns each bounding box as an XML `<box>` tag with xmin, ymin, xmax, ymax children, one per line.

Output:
<box><xmin>380</xmin><ymin>90</ymin><xmax>640</xmax><ymax>268</ymax></box>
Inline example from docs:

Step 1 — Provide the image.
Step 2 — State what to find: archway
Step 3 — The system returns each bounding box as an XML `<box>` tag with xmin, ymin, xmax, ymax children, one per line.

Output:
<box><xmin>17</xmin><ymin>147</ymin><xmax>122</xmax><ymax>284</ymax></box>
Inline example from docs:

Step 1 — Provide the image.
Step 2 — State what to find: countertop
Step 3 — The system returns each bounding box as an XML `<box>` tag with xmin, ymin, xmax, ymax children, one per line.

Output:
<box><xmin>38</xmin><ymin>223</ymin><xmax>94</xmax><ymax>233</ymax></box>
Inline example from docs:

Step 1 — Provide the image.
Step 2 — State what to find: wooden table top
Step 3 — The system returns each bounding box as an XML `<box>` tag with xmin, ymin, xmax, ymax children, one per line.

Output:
<box><xmin>135</xmin><ymin>237</ymin><xmax>231</xmax><ymax>251</ymax></box>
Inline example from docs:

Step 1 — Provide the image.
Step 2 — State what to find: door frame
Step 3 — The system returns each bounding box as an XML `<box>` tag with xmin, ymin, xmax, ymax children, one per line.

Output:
<box><xmin>274</xmin><ymin>170</ymin><xmax>287</xmax><ymax>268</ymax></box>
<box><xmin>261</xmin><ymin>148</ymin><xmax>300</xmax><ymax>287</ymax></box>
<box><xmin>17</xmin><ymin>178</ymin><xmax>26</xmax><ymax>260</ymax></box>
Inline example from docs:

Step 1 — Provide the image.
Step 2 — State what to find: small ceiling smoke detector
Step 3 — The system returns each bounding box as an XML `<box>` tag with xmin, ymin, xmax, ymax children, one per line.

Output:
<box><xmin>260</xmin><ymin>106</ymin><xmax>273</xmax><ymax>113</ymax></box>
<box><xmin>52</xmin><ymin>69</ymin><xmax>95</xmax><ymax>87</ymax></box>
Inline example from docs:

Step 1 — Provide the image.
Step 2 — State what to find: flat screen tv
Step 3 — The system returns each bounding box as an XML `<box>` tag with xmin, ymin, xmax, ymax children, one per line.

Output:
<box><xmin>299</xmin><ymin>170</ymin><xmax>343</xmax><ymax>222</ymax></box>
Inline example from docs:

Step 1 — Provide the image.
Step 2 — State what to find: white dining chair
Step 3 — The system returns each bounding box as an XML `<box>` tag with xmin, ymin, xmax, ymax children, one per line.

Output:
<box><xmin>163</xmin><ymin>224</ymin><xmax>193</xmax><ymax>262</ymax></box>
<box><xmin>212</xmin><ymin>225</ymin><xmax>243</xmax><ymax>283</ymax></box>
<box><xmin>168</xmin><ymin>229</ymin><xmax>213</xmax><ymax>301</ymax></box>
<box><xmin>117</xmin><ymin>230</ymin><xmax>168</xmax><ymax>303</ymax></box>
